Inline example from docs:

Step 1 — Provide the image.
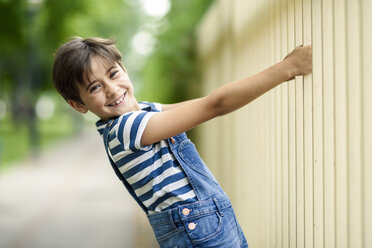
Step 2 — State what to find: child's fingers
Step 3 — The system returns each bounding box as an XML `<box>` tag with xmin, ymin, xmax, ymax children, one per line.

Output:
<box><xmin>283</xmin><ymin>44</ymin><xmax>312</xmax><ymax>65</ymax></box>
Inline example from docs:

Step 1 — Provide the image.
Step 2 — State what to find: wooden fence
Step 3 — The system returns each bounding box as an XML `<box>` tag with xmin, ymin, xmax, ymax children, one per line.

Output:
<box><xmin>196</xmin><ymin>0</ymin><xmax>371</xmax><ymax>247</ymax></box>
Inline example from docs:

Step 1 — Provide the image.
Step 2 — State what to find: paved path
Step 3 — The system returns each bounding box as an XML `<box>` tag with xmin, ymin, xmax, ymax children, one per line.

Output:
<box><xmin>0</xmin><ymin>127</ymin><xmax>158</xmax><ymax>248</ymax></box>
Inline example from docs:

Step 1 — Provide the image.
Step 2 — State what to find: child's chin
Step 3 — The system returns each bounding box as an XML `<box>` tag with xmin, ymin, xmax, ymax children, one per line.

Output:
<box><xmin>108</xmin><ymin>111</ymin><xmax>126</xmax><ymax>118</ymax></box>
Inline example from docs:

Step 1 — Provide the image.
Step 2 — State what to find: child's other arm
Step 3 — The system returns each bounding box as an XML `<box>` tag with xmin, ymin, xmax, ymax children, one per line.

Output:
<box><xmin>141</xmin><ymin>45</ymin><xmax>312</xmax><ymax>146</ymax></box>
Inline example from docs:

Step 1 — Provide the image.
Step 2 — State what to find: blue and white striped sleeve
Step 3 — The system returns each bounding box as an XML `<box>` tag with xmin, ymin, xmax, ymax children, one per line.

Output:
<box><xmin>116</xmin><ymin>111</ymin><xmax>156</xmax><ymax>151</ymax></box>
<box><xmin>138</xmin><ymin>101</ymin><xmax>163</xmax><ymax>112</ymax></box>
<box><xmin>153</xmin><ymin>102</ymin><xmax>163</xmax><ymax>112</ymax></box>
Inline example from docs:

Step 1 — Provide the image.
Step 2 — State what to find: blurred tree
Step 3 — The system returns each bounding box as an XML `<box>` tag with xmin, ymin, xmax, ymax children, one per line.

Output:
<box><xmin>139</xmin><ymin>0</ymin><xmax>213</xmax><ymax>103</ymax></box>
<box><xmin>0</xmin><ymin>0</ymin><xmax>27</xmax><ymax>98</ymax></box>
<box><xmin>0</xmin><ymin>0</ymin><xmax>141</xmax><ymax>151</ymax></box>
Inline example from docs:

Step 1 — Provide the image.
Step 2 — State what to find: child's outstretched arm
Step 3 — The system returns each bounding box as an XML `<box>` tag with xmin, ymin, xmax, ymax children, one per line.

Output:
<box><xmin>141</xmin><ymin>45</ymin><xmax>312</xmax><ymax>146</ymax></box>
<box><xmin>162</xmin><ymin>99</ymin><xmax>201</xmax><ymax>111</ymax></box>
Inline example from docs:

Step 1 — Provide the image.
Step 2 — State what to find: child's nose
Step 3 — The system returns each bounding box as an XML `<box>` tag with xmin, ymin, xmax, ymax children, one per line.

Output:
<box><xmin>105</xmin><ymin>83</ymin><xmax>118</xmax><ymax>97</ymax></box>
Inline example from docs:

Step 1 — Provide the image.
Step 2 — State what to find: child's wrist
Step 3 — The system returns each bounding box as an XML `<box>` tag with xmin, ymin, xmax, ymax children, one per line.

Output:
<box><xmin>278</xmin><ymin>59</ymin><xmax>297</xmax><ymax>81</ymax></box>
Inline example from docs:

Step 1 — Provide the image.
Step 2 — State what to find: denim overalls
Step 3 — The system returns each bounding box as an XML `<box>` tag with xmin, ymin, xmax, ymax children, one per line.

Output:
<box><xmin>103</xmin><ymin>120</ymin><xmax>248</xmax><ymax>248</ymax></box>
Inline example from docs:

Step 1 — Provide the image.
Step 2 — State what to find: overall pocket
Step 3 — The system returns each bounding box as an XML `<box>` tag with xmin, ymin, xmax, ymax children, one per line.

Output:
<box><xmin>185</xmin><ymin>211</ymin><xmax>222</xmax><ymax>243</ymax></box>
<box><xmin>187</xmin><ymin>207</ymin><xmax>242</xmax><ymax>248</ymax></box>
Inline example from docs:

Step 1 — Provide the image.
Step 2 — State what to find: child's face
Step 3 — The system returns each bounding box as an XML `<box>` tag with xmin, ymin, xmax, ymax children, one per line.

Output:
<box><xmin>68</xmin><ymin>56</ymin><xmax>140</xmax><ymax>120</ymax></box>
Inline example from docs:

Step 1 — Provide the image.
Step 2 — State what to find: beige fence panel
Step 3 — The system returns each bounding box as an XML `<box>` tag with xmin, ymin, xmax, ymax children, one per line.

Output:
<box><xmin>346</xmin><ymin>0</ymin><xmax>363</xmax><ymax>247</ymax></box>
<box><xmin>196</xmin><ymin>0</ymin><xmax>371</xmax><ymax>247</ymax></box>
<box><xmin>303</xmin><ymin>0</ymin><xmax>314</xmax><ymax>246</ymax></box>
<box><xmin>362</xmin><ymin>1</ymin><xmax>372</xmax><ymax>247</ymax></box>
<box><xmin>334</xmin><ymin>0</ymin><xmax>348</xmax><ymax>247</ymax></box>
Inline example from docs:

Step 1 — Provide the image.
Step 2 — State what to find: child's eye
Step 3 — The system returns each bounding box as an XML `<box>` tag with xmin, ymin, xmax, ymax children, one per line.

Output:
<box><xmin>89</xmin><ymin>84</ymin><xmax>101</xmax><ymax>93</ymax></box>
<box><xmin>110</xmin><ymin>70</ymin><xmax>118</xmax><ymax>79</ymax></box>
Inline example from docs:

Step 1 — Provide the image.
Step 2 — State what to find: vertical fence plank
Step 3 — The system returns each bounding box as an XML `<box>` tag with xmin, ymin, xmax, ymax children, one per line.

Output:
<box><xmin>287</xmin><ymin>1</ymin><xmax>297</xmax><ymax>247</ymax></box>
<box><xmin>267</xmin><ymin>0</ymin><xmax>276</xmax><ymax>245</ymax></box>
<box><xmin>261</xmin><ymin>3</ymin><xmax>270</xmax><ymax>243</ymax></box>
<box><xmin>322</xmin><ymin>0</ymin><xmax>336</xmax><ymax>247</ymax></box>
<box><xmin>312</xmin><ymin>0</ymin><xmax>325</xmax><ymax>247</ymax></box>
<box><xmin>302</xmin><ymin>0</ymin><xmax>314</xmax><ymax>247</ymax></box>
<box><xmin>228</xmin><ymin>0</ymin><xmax>238</xmax><ymax>207</ymax></box>
<box><xmin>272</xmin><ymin>0</ymin><xmax>283</xmax><ymax>245</ymax></box>
<box><xmin>346</xmin><ymin>0</ymin><xmax>363</xmax><ymax>247</ymax></box>
<box><xmin>259</xmin><ymin>1</ymin><xmax>268</xmax><ymax>245</ymax></box>
<box><xmin>361</xmin><ymin>0</ymin><xmax>372</xmax><ymax>247</ymax></box>
<box><xmin>280</xmin><ymin>0</ymin><xmax>290</xmax><ymax>246</ymax></box>
<box><xmin>333</xmin><ymin>0</ymin><xmax>349</xmax><ymax>247</ymax></box>
<box><xmin>251</xmin><ymin>2</ymin><xmax>261</xmax><ymax>245</ymax></box>
<box><xmin>274</xmin><ymin>0</ymin><xmax>283</xmax><ymax>246</ymax></box>
<box><xmin>294</xmin><ymin>0</ymin><xmax>305</xmax><ymax>247</ymax></box>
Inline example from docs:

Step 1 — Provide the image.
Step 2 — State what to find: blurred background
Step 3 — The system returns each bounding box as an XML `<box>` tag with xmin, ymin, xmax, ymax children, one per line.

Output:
<box><xmin>0</xmin><ymin>0</ymin><xmax>212</xmax><ymax>247</ymax></box>
<box><xmin>2</xmin><ymin>0</ymin><xmax>372</xmax><ymax>248</ymax></box>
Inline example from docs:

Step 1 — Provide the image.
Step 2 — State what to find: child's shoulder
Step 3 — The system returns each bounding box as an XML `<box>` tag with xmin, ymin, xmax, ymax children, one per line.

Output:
<box><xmin>96</xmin><ymin>101</ymin><xmax>162</xmax><ymax>137</ymax></box>
<box><xmin>110</xmin><ymin>101</ymin><xmax>162</xmax><ymax>130</ymax></box>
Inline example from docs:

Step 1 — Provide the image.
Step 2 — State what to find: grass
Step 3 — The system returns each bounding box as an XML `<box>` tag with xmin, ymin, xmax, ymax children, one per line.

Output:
<box><xmin>0</xmin><ymin>118</ymin><xmax>29</xmax><ymax>168</ymax></box>
<box><xmin>0</xmin><ymin>110</ymin><xmax>78</xmax><ymax>171</ymax></box>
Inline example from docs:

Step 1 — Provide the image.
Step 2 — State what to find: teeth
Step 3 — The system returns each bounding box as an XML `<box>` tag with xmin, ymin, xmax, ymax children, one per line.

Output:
<box><xmin>109</xmin><ymin>93</ymin><xmax>125</xmax><ymax>106</ymax></box>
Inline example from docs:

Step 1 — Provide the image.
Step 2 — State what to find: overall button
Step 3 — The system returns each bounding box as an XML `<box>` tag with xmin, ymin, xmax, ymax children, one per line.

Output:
<box><xmin>182</xmin><ymin>208</ymin><xmax>191</xmax><ymax>216</ymax></box>
<box><xmin>188</xmin><ymin>222</ymin><xmax>197</xmax><ymax>230</ymax></box>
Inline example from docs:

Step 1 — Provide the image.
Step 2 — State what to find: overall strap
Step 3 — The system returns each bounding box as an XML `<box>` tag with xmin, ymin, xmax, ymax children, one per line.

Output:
<box><xmin>103</xmin><ymin>121</ymin><xmax>148</xmax><ymax>214</ymax></box>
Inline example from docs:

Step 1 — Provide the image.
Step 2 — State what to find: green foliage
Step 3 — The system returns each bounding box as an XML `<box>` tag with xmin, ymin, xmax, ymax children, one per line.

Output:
<box><xmin>0</xmin><ymin>0</ymin><xmax>27</xmax><ymax>93</ymax></box>
<box><xmin>0</xmin><ymin>109</ymin><xmax>75</xmax><ymax>168</ymax></box>
<box><xmin>138</xmin><ymin>0</ymin><xmax>213</xmax><ymax>103</ymax></box>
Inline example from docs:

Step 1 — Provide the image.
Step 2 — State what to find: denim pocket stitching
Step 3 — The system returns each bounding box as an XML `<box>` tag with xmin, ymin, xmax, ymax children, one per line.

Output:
<box><xmin>190</xmin><ymin>211</ymin><xmax>223</xmax><ymax>244</ymax></box>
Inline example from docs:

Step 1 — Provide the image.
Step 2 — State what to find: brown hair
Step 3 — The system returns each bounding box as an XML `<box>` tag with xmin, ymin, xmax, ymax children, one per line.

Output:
<box><xmin>52</xmin><ymin>37</ymin><xmax>125</xmax><ymax>104</ymax></box>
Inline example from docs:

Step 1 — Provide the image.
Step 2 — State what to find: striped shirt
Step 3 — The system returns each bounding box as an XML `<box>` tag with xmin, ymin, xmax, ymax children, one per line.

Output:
<box><xmin>96</xmin><ymin>102</ymin><xmax>197</xmax><ymax>213</ymax></box>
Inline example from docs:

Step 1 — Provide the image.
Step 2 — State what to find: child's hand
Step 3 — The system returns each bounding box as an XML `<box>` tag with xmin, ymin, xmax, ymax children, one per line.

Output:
<box><xmin>283</xmin><ymin>45</ymin><xmax>312</xmax><ymax>80</ymax></box>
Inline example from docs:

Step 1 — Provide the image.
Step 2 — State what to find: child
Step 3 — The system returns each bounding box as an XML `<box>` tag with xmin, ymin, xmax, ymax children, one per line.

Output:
<box><xmin>52</xmin><ymin>37</ymin><xmax>312</xmax><ymax>248</ymax></box>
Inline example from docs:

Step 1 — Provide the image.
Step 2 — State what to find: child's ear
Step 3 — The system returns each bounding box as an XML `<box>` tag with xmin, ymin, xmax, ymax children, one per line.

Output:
<box><xmin>67</xmin><ymin>100</ymin><xmax>88</xmax><ymax>114</ymax></box>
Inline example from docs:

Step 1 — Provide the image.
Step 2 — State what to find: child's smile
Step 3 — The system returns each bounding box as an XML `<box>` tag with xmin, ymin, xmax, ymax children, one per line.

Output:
<box><xmin>107</xmin><ymin>91</ymin><xmax>126</xmax><ymax>107</ymax></box>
